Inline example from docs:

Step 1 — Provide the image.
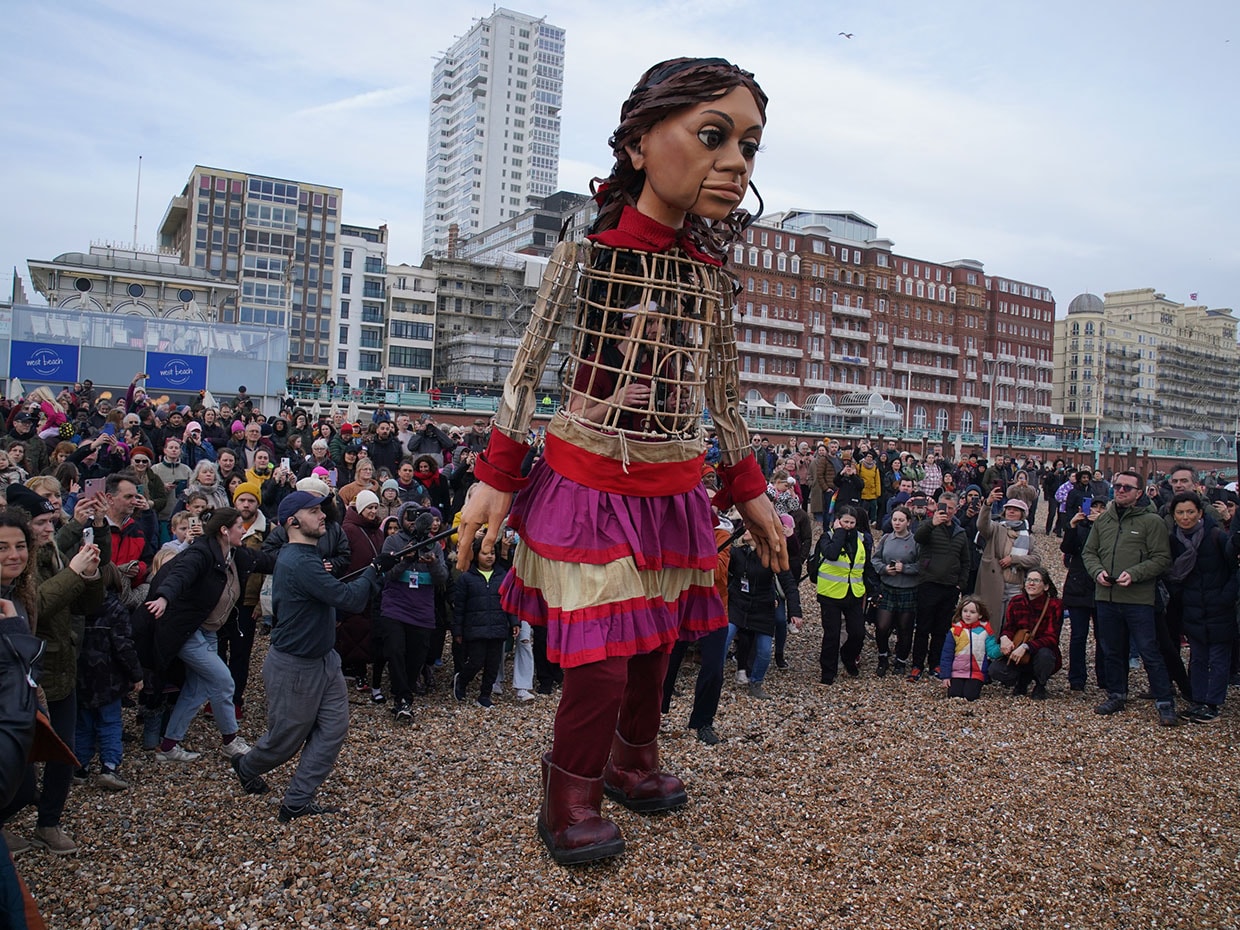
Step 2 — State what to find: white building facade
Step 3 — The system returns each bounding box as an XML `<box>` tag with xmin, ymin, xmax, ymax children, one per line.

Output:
<box><xmin>385</xmin><ymin>263</ymin><xmax>437</xmax><ymax>391</ymax></box>
<box><xmin>422</xmin><ymin>8</ymin><xmax>565</xmax><ymax>257</ymax></box>
<box><xmin>331</xmin><ymin>224</ymin><xmax>389</xmax><ymax>389</ymax></box>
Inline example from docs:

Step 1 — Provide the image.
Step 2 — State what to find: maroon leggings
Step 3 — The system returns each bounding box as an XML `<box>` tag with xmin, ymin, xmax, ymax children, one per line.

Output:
<box><xmin>551</xmin><ymin>650</ymin><xmax>670</xmax><ymax>777</ymax></box>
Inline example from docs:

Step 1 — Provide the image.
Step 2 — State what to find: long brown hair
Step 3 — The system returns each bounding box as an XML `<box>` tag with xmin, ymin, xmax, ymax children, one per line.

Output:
<box><xmin>0</xmin><ymin>506</ymin><xmax>38</xmax><ymax>631</ymax></box>
<box><xmin>591</xmin><ymin>57</ymin><xmax>768</xmax><ymax>262</ymax></box>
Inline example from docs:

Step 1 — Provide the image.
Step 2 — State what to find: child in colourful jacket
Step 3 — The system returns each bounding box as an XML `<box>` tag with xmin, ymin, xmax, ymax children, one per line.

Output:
<box><xmin>939</xmin><ymin>596</ymin><xmax>996</xmax><ymax>701</ymax></box>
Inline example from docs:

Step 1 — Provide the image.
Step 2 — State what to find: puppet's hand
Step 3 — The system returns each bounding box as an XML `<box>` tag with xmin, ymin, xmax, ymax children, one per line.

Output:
<box><xmin>456</xmin><ymin>482</ymin><xmax>513</xmax><ymax>571</ymax></box>
<box><xmin>734</xmin><ymin>494</ymin><xmax>788</xmax><ymax>571</ymax></box>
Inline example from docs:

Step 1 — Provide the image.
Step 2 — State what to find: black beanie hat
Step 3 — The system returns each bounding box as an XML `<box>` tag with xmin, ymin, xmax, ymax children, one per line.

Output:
<box><xmin>5</xmin><ymin>483</ymin><xmax>57</xmax><ymax>519</ymax></box>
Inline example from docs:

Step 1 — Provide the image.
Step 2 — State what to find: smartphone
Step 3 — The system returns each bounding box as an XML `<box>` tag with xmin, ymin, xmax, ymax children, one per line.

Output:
<box><xmin>887</xmin><ymin>561</ymin><xmax>897</xmax><ymax>569</ymax></box>
<box><xmin>82</xmin><ymin>527</ymin><xmax>94</xmax><ymax>546</ymax></box>
<box><xmin>84</xmin><ymin>478</ymin><xmax>106</xmax><ymax>500</ymax></box>
<box><xmin>101</xmin><ymin>423</ymin><xmax>116</xmax><ymax>437</ymax></box>
<box><xmin>1081</xmin><ymin>496</ymin><xmax>1092</xmax><ymax>513</ymax></box>
<box><xmin>1208</xmin><ymin>488</ymin><xmax>1229</xmax><ymax>504</ymax></box>
<box><xmin>187</xmin><ymin>515</ymin><xmax>202</xmax><ymax>535</ymax></box>
<box><xmin>1102</xmin><ymin>573</ymin><xmax>1116</xmax><ymax>584</ymax></box>
<box><xmin>281</xmin><ymin>457</ymin><xmax>291</xmax><ymax>472</ymax></box>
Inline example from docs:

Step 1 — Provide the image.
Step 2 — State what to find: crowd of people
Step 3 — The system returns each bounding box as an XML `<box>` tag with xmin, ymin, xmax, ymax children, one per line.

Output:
<box><xmin>735</xmin><ymin>435</ymin><xmax>1239</xmax><ymax>729</ymax></box>
<box><xmin>0</xmin><ymin>374</ymin><xmax>1236</xmax><ymax>885</ymax></box>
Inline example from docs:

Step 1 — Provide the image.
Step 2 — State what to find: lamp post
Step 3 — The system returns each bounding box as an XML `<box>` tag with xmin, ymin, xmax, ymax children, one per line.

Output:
<box><xmin>983</xmin><ymin>356</ymin><xmax>996</xmax><ymax>457</ymax></box>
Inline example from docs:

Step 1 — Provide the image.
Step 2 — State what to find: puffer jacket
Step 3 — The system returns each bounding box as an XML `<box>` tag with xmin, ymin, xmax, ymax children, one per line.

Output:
<box><xmin>1082</xmin><ymin>497</ymin><xmax>1171</xmax><ymax>606</ymax></box>
<box><xmin>1165</xmin><ymin>524</ymin><xmax>1239</xmax><ymax>645</ymax></box>
<box><xmin>452</xmin><ymin>565</ymin><xmax>515</xmax><ymax>641</ymax></box>
<box><xmin>727</xmin><ymin>543</ymin><xmax>800</xmax><ymax>637</ymax></box>
<box><xmin>77</xmin><ymin>591</ymin><xmax>143</xmax><ymax>709</ymax></box>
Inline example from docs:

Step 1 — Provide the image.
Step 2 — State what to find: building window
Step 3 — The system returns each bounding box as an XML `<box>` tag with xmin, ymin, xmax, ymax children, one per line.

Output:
<box><xmin>341</xmin><ymin>275</ymin><xmax>351</xmax><ymax>294</ymax></box>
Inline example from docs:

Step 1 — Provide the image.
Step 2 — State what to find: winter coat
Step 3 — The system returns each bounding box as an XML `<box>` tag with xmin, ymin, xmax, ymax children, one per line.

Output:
<box><xmin>337</xmin><ymin>507</ymin><xmax>384</xmax><ymax>665</ymax></box>
<box><xmin>833</xmin><ymin>471</ymin><xmax>864</xmax><ymax>508</ymax></box>
<box><xmin>452</xmin><ymin>566</ymin><xmax>515</xmax><ymax>641</ymax></box>
<box><xmin>34</xmin><ymin>544</ymin><xmax>106</xmax><ymax>702</ymax></box>
<box><xmin>913</xmin><ymin>518</ymin><xmax>972</xmax><ymax>590</ymax></box>
<box><xmin>76</xmin><ymin>592</ymin><xmax>143</xmax><ymax>709</ymax></box>
<box><xmin>1165</xmin><ymin>524</ymin><xmax>1239</xmax><ymax>645</ymax></box>
<box><xmin>1059</xmin><ymin>517</ymin><xmax>1099</xmax><ymax>609</ymax></box>
<box><xmin>145</xmin><ymin>536</ymin><xmax>275</xmax><ymax>672</ymax></box>
<box><xmin>858</xmin><ymin>462</ymin><xmax>882</xmax><ymax>501</ymax></box>
<box><xmin>975</xmin><ymin>508</ymin><xmax>1040</xmax><ymax>623</ymax></box>
<box><xmin>1000</xmin><ymin>591</ymin><xmax>1063</xmax><ymax>672</ymax></box>
<box><xmin>110</xmin><ymin>516</ymin><xmax>156</xmax><ymax>586</ymax></box>
<box><xmin>1082</xmin><ymin>497</ymin><xmax>1172</xmax><ymax>606</ymax></box>
<box><xmin>726</xmin><ymin>543</ymin><xmax>800</xmax><ymax>637</ymax></box>
<box><xmin>380</xmin><ymin>504</ymin><xmax>448</xmax><ymax>627</ymax></box>
<box><xmin>938</xmin><ymin>619</ymin><xmax>995</xmax><ymax>682</ymax></box>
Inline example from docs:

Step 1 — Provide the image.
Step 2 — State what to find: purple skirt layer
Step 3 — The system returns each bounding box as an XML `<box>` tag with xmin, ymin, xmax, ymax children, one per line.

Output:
<box><xmin>501</xmin><ymin>457</ymin><xmax>725</xmax><ymax>668</ymax></box>
<box><xmin>508</xmin><ymin>457</ymin><xmax>718</xmax><ymax>571</ymax></box>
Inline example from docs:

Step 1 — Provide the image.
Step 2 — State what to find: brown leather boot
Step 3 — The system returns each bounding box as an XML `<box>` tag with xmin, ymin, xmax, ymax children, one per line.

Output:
<box><xmin>602</xmin><ymin>731</ymin><xmax>688</xmax><ymax>813</ymax></box>
<box><xmin>537</xmin><ymin>752</ymin><xmax>625</xmax><ymax>866</ymax></box>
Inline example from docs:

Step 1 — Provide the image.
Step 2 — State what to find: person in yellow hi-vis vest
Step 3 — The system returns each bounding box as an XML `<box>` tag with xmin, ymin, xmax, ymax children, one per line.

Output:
<box><xmin>808</xmin><ymin>505</ymin><xmax>869</xmax><ymax>685</ymax></box>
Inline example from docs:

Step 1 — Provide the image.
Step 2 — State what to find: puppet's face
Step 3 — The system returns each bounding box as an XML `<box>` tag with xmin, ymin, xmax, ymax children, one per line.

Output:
<box><xmin>627</xmin><ymin>85</ymin><xmax>763</xmax><ymax>227</ymax></box>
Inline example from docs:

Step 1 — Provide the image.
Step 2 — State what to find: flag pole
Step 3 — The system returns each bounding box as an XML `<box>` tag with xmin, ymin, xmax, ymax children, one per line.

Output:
<box><xmin>132</xmin><ymin>155</ymin><xmax>143</xmax><ymax>249</ymax></box>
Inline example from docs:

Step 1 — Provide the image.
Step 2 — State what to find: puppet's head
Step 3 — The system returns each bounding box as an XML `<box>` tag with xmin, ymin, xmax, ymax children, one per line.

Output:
<box><xmin>592</xmin><ymin>58</ymin><xmax>767</xmax><ymax>261</ymax></box>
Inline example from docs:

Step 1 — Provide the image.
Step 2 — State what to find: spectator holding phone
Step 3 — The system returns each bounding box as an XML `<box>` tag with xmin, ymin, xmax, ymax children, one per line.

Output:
<box><xmin>1083</xmin><ymin>469</ymin><xmax>1175</xmax><ymax>725</ymax></box>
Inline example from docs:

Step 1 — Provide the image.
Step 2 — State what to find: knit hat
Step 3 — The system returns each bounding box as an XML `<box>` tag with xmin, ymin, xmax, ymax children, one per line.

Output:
<box><xmin>341</xmin><ymin>423</ymin><xmax>353</xmax><ymax>435</ymax></box>
<box><xmin>381</xmin><ymin>479</ymin><xmax>399</xmax><ymax>495</ymax></box>
<box><xmin>5</xmin><ymin>484</ymin><xmax>56</xmax><ymax>519</ymax></box>
<box><xmin>231</xmin><ymin>420</ymin><xmax>245</xmax><ymax>434</ymax></box>
<box><xmin>354</xmin><ymin>490</ymin><xmax>380</xmax><ymax>512</ymax></box>
<box><xmin>296</xmin><ymin>476</ymin><xmax>332</xmax><ymax>498</ymax></box>
<box><xmin>232</xmin><ymin>481</ymin><xmax>263</xmax><ymax>504</ymax></box>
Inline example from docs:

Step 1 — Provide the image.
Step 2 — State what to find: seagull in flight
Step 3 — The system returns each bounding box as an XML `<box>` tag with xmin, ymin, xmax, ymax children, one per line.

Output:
<box><xmin>839</xmin><ymin>31</ymin><xmax>854</xmax><ymax>38</ymax></box>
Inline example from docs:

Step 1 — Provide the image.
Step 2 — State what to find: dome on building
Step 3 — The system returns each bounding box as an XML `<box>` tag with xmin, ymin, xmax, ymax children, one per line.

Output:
<box><xmin>1067</xmin><ymin>292</ymin><xmax>1103</xmax><ymax>315</ymax></box>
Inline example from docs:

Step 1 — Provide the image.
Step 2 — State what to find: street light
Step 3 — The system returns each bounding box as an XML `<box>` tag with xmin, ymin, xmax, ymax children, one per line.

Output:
<box><xmin>983</xmin><ymin>355</ymin><xmax>996</xmax><ymax>456</ymax></box>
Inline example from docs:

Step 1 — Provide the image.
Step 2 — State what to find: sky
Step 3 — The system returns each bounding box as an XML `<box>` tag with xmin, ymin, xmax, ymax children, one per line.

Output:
<box><xmin>3</xmin><ymin>0</ymin><xmax>1238</xmax><ymax>316</ymax></box>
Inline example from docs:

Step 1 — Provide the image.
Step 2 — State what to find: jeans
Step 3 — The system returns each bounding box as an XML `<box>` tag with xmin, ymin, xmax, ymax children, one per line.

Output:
<box><xmin>725</xmin><ymin>623</ymin><xmax>772</xmax><ymax>684</ymax></box>
<box><xmin>75</xmin><ymin>697</ymin><xmax>124</xmax><ymax>771</ymax></box>
<box><xmin>511</xmin><ymin>621</ymin><xmax>534</xmax><ymax>691</ymax></box>
<box><xmin>1188</xmin><ymin>637</ymin><xmax>1231</xmax><ymax>706</ymax></box>
<box><xmin>773</xmin><ymin>598</ymin><xmax>788</xmax><ymax>661</ymax></box>
<box><xmin>1066</xmin><ymin>605</ymin><xmax>1106</xmax><ymax>690</ymax></box>
<box><xmin>1096</xmin><ymin>602</ymin><xmax>1172</xmax><ymax>702</ymax></box>
<box><xmin>165</xmin><ymin>629</ymin><xmax>239</xmax><ymax>742</ymax></box>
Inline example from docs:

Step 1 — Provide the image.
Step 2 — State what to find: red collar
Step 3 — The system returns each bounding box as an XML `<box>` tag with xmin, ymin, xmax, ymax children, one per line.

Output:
<box><xmin>588</xmin><ymin>206</ymin><xmax>722</xmax><ymax>266</ymax></box>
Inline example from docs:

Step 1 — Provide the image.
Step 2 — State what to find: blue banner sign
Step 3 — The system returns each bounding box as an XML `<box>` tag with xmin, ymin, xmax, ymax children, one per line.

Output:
<box><xmin>145</xmin><ymin>351</ymin><xmax>208</xmax><ymax>392</ymax></box>
<box><xmin>9</xmin><ymin>340</ymin><xmax>79</xmax><ymax>383</ymax></box>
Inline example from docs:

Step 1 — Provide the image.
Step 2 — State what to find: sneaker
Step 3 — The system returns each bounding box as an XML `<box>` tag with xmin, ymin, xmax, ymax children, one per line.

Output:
<box><xmin>892</xmin><ymin>657</ymin><xmax>908</xmax><ymax>673</ymax></box>
<box><xmin>1128</xmin><ymin>657</ymin><xmax>1141</xmax><ymax>671</ymax></box>
<box><xmin>1030</xmin><ymin>684</ymin><xmax>1048</xmax><ymax>701</ymax></box>
<box><xmin>73</xmin><ymin>767</ymin><xmax>90</xmax><ymax>786</ymax></box>
<box><xmin>155</xmin><ymin>744</ymin><xmax>201</xmax><ymax>763</ymax></box>
<box><xmin>1156</xmin><ymin>701</ymin><xmax>1179</xmax><ymax>727</ymax></box>
<box><xmin>695</xmin><ymin>725</ymin><xmax>722</xmax><ymax>745</ymax></box>
<box><xmin>32</xmin><ymin>825</ymin><xmax>77</xmax><ymax>856</ymax></box>
<box><xmin>514</xmin><ymin>689</ymin><xmax>536</xmax><ymax>702</ymax></box>
<box><xmin>452</xmin><ymin>673</ymin><xmax>465</xmax><ymax>703</ymax></box>
<box><xmin>395</xmin><ymin>699</ymin><xmax>412</xmax><ymax>722</ymax></box>
<box><xmin>235</xmin><ymin>704</ymin><xmax>244</xmax><ymax>722</ymax></box>
<box><xmin>748</xmin><ymin>682</ymin><xmax>772</xmax><ymax>700</ymax></box>
<box><xmin>475</xmin><ymin>697</ymin><xmax>494</xmax><ymax>709</ymax></box>
<box><xmin>774</xmin><ymin>655</ymin><xmax>789</xmax><ymax>670</ymax></box>
<box><xmin>370</xmin><ymin>689</ymin><xmax>386</xmax><ymax>704</ymax></box>
<box><xmin>231</xmin><ymin>755</ymin><xmax>269</xmax><ymax>795</ymax></box>
<box><xmin>491</xmin><ymin>682</ymin><xmax>503</xmax><ymax>695</ymax></box>
<box><xmin>906</xmin><ymin>667</ymin><xmax>923</xmax><ymax>684</ymax></box>
<box><xmin>875</xmin><ymin>655</ymin><xmax>889</xmax><ymax>678</ymax></box>
<box><xmin>843</xmin><ymin>661</ymin><xmax>860</xmax><ymax>679</ymax></box>
<box><xmin>277</xmin><ymin>800</ymin><xmax>339</xmax><ymax>823</ymax></box>
<box><xmin>1190</xmin><ymin>705</ymin><xmax>1221</xmax><ymax>724</ymax></box>
<box><xmin>95</xmin><ymin>768</ymin><xmax>129</xmax><ymax>791</ymax></box>
<box><xmin>356</xmin><ymin>679</ymin><xmax>369</xmax><ymax>693</ymax></box>
<box><xmin>1094</xmin><ymin>695</ymin><xmax>1127</xmax><ymax>715</ymax></box>
<box><xmin>1013</xmin><ymin>680</ymin><xmax>1030</xmax><ymax>697</ymax></box>
<box><xmin>1</xmin><ymin>827</ymin><xmax>31</xmax><ymax>857</ymax></box>
<box><xmin>220</xmin><ymin>736</ymin><xmax>252</xmax><ymax>759</ymax></box>
<box><xmin>735</xmin><ymin>669</ymin><xmax>749</xmax><ymax>685</ymax></box>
